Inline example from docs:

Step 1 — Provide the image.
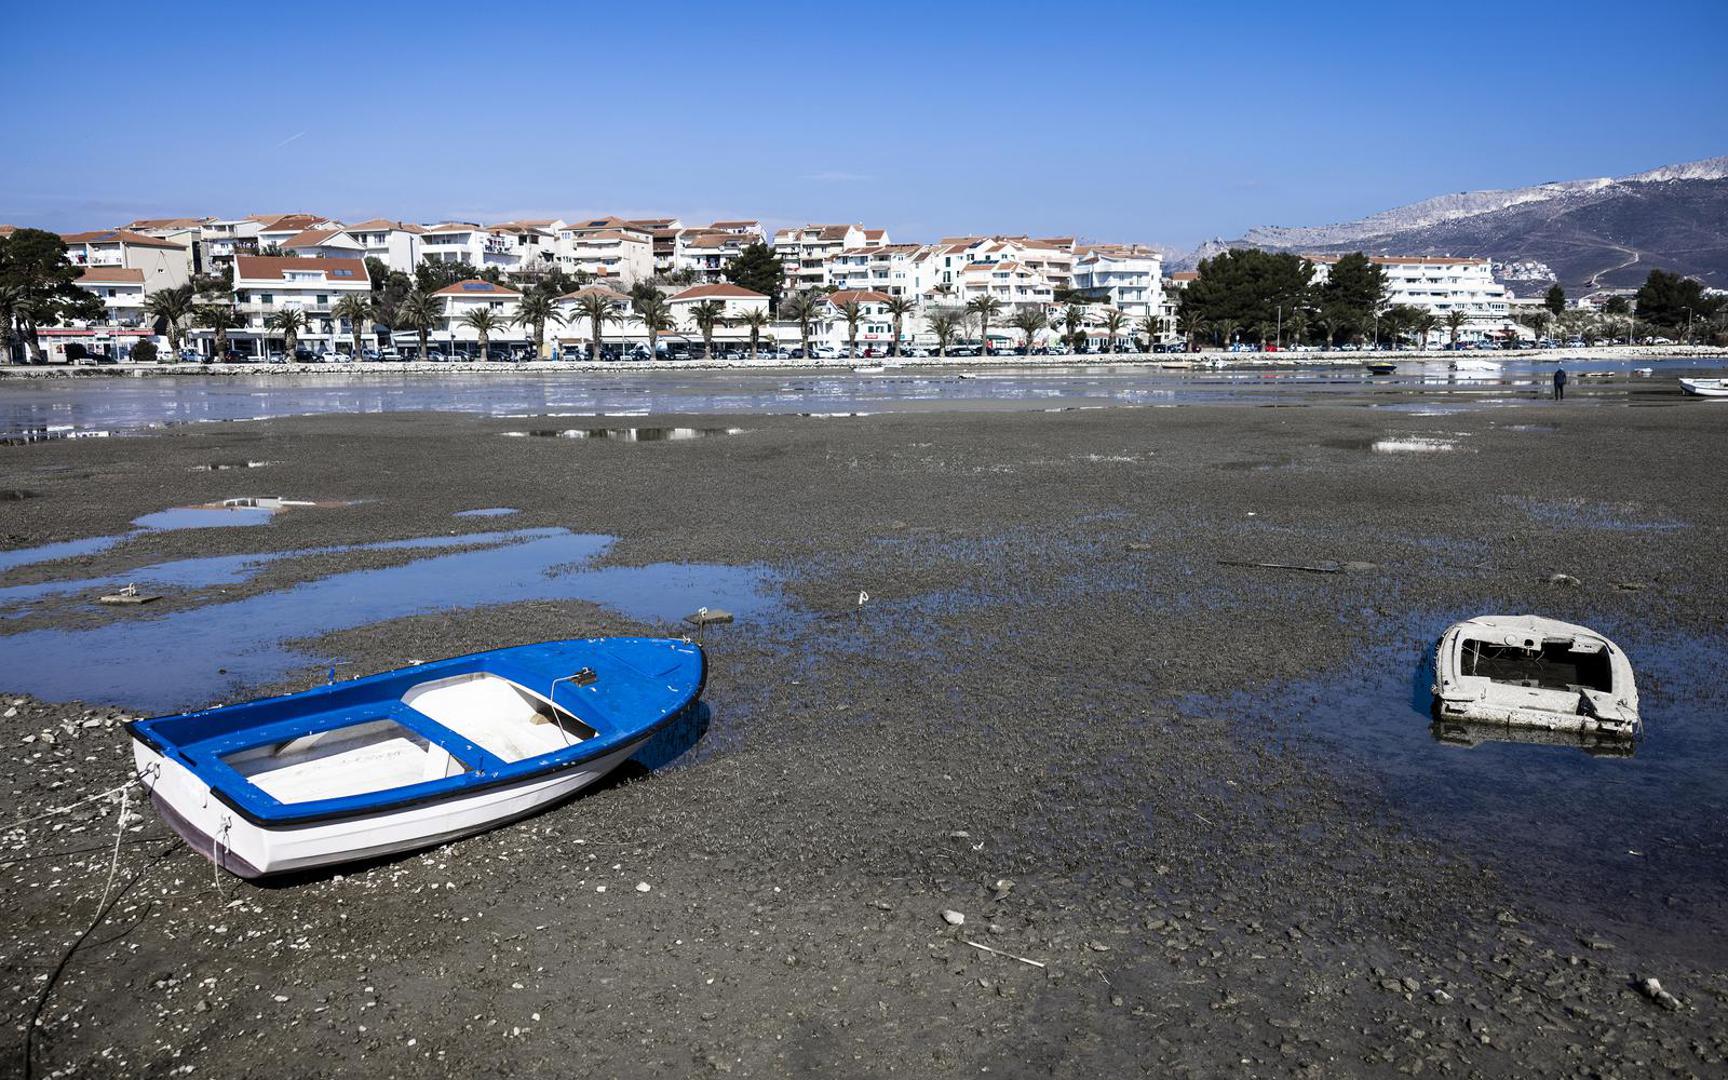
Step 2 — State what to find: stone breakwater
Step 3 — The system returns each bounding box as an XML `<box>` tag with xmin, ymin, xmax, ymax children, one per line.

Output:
<box><xmin>1</xmin><ymin>343</ymin><xmax>1722</xmax><ymax>378</ymax></box>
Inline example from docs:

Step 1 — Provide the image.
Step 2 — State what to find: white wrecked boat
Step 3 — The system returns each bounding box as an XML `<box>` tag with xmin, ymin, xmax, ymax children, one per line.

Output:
<box><xmin>1678</xmin><ymin>378</ymin><xmax>1728</xmax><ymax>398</ymax></box>
<box><xmin>1432</xmin><ymin>615</ymin><xmax>1639</xmax><ymax>738</ymax></box>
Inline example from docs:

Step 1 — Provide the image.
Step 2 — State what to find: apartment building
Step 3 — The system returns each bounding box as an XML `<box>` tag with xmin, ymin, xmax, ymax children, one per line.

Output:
<box><xmin>342</xmin><ymin>219</ymin><xmax>426</xmax><ymax>272</ymax></box>
<box><xmin>772</xmin><ymin>224</ymin><xmax>885</xmax><ymax>291</ymax></box>
<box><xmin>255</xmin><ymin>214</ymin><xmax>341</xmax><ymax>252</ymax></box>
<box><xmin>554</xmin><ymin>284</ymin><xmax>640</xmax><ymax>354</ymax></box>
<box><xmin>429</xmin><ymin>279</ymin><xmax>525</xmax><ymax>354</ymax></box>
<box><xmin>60</xmin><ymin>229</ymin><xmax>193</xmax><ymax>292</ymax></box>
<box><xmin>672</xmin><ymin>230</ymin><xmax>751</xmax><ymax>283</ymax></box>
<box><xmin>1306</xmin><ymin>255</ymin><xmax>1512</xmax><ymax>340</ymax></box>
<box><xmin>668</xmin><ymin>283</ymin><xmax>769</xmax><ymax>343</ymax></box>
<box><xmin>1072</xmin><ymin>244</ymin><xmax>1165</xmax><ymax>319</ymax></box>
<box><xmin>282</xmin><ymin>228</ymin><xmax>367</xmax><ymax>261</ymax></box>
<box><xmin>198</xmin><ymin>217</ymin><xmax>262</xmax><ymax>268</ymax></box>
<box><xmin>231</xmin><ymin>255</ymin><xmax>370</xmax><ymax>356</ymax></box>
<box><xmin>826</xmin><ymin>244</ymin><xmax>929</xmax><ymax>298</ymax></box>
<box><xmin>816</xmin><ymin>289</ymin><xmax>899</xmax><ymax>353</ymax></box>
<box><xmin>489</xmin><ymin>220</ymin><xmax>563</xmax><ymax>277</ymax></box>
<box><xmin>954</xmin><ymin>258</ymin><xmax>1054</xmax><ymax>310</ymax></box>
<box><xmin>73</xmin><ymin>267</ymin><xmax>148</xmax><ymax>325</ymax></box>
<box><xmin>625</xmin><ymin>218</ymin><xmax>683</xmax><ymax>274</ymax></box>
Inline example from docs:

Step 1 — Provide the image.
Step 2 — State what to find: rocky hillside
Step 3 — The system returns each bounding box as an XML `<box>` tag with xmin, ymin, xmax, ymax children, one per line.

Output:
<box><xmin>1179</xmin><ymin>156</ymin><xmax>1728</xmax><ymax>292</ymax></box>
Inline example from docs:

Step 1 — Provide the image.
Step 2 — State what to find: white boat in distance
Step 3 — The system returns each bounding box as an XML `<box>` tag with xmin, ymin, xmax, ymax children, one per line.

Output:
<box><xmin>1448</xmin><ymin>357</ymin><xmax>1502</xmax><ymax>374</ymax></box>
<box><xmin>1679</xmin><ymin>378</ymin><xmax>1728</xmax><ymax>397</ymax></box>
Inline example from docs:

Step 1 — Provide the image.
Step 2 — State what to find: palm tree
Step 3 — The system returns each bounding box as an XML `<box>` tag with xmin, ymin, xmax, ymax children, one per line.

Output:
<box><xmin>927</xmin><ymin>306</ymin><xmax>966</xmax><ymax>358</ymax></box>
<box><xmin>1060</xmin><ymin>304</ymin><xmax>1089</xmax><ymax>353</ymax></box>
<box><xmin>571</xmin><ymin>293</ymin><xmax>622</xmax><ymax>362</ymax></box>
<box><xmin>267</xmin><ymin>307</ymin><xmax>308</xmax><ymax>359</ymax></box>
<box><xmin>332</xmin><ymin>294</ymin><xmax>372</xmax><ymax>359</ymax></box>
<box><xmin>1445</xmin><ymin>310</ymin><xmax>1467</xmax><ymax>348</ymax></box>
<box><xmin>0</xmin><ymin>284</ymin><xmax>24</xmax><ymax>363</ymax></box>
<box><xmin>1317</xmin><ymin>311</ymin><xmax>1349</xmax><ymax>351</ymax></box>
<box><xmin>1211</xmin><ymin>317</ymin><xmax>1238</xmax><ymax>350</ymax></box>
<box><xmin>779</xmin><ymin>291</ymin><xmax>821</xmax><ymax>358</ymax></box>
<box><xmin>195</xmin><ymin>303</ymin><xmax>238</xmax><ymax>360</ymax></box>
<box><xmin>689</xmin><ymin>300</ymin><xmax>728</xmax><ymax>359</ymax></box>
<box><xmin>633</xmin><ymin>291</ymin><xmax>675</xmax><ymax>359</ymax></box>
<box><xmin>1009</xmin><ymin>307</ymin><xmax>1048</xmax><ymax>355</ymax></box>
<box><xmin>1178</xmin><ymin>309</ymin><xmax>1205</xmax><ymax>352</ymax></box>
<box><xmin>967</xmin><ymin>295</ymin><xmax>1003</xmax><ymax>355</ymax></box>
<box><xmin>394</xmin><ymin>291</ymin><xmax>440</xmax><ymax>360</ymax></box>
<box><xmin>512</xmin><ymin>292</ymin><xmax>561</xmax><ymax>359</ymax></box>
<box><xmin>835</xmin><ymin>298</ymin><xmax>865</xmax><ymax>358</ymax></box>
<box><xmin>1102</xmin><ymin>308</ymin><xmax>1129</xmax><ymax>354</ymax></box>
<box><xmin>734</xmin><ymin>307</ymin><xmax>771</xmax><ymax>360</ymax></box>
<box><xmin>143</xmin><ymin>285</ymin><xmax>195</xmax><ymax>357</ymax></box>
<box><xmin>1412</xmin><ymin>313</ymin><xmax>1438</xmax><ymax>350</ymax></box>
<box><xmin>1136</xmin><ymin>314</ymin><xmax>1162</xmax><ymax>353</ymax></box>
<box><xmin>881</xmin><ymin>295</ymin><xmax>917</xmax><ymax>358</ymax></box>
<box><xmin>459</xmin><ymin>308</ymin><xmax>503</xmax><ymax>362</ymax></box>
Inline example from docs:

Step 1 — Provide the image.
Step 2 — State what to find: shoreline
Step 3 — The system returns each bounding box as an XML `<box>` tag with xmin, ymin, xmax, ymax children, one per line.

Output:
<box><xmin>2</xmin><ymin>343</ymin><xmax>1722</xmax><ymax>379</ymax></box>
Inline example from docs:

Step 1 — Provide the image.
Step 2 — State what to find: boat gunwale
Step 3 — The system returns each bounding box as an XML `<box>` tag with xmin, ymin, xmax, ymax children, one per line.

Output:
<box><xmin>128</xmin><ymin>639</ymin><xmax>706</xmax><ymax>829</ymax></box>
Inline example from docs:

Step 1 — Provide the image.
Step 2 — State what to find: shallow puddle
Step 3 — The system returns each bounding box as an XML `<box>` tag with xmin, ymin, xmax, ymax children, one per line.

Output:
<box><xmin>0</xmin><ymin>527</ymin><xmax>776</xmax><ymax>712</ymax></box>
<box><xmin>454</xmin><ymin>507</ymin><xmax>520</xmax><ymax>518</ymax></box>
<box><xmin>501</xmin><ymin>427</ymin><xmax>745</xmax><ymax>441</ymax></box>
<box><xmin>132</xmin><ymin>505</ymin><xmax>278</xmax><ymax>529</ymax></box>
<box><xmin>1185</xmin><ymin>614</ymin><xmax>1728</xmax><ymax>964</ymax></box>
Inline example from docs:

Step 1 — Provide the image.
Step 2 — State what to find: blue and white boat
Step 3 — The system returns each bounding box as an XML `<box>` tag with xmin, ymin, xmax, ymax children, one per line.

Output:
<box><xmin>127</xmin><ymin>638</ymin><xmax>705</xmax><ymax>878</ymax></box>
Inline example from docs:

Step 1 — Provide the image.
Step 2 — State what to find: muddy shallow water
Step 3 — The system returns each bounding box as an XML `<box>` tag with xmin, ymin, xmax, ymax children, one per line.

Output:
<box><xmin>2</xmin><ymin>401</ymin><xmax>1726</xmax><ymax>1078</ymax></box>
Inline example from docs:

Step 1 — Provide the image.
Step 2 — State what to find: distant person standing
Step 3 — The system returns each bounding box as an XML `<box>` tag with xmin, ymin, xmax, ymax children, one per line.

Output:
<box><xmin>1553</xmin><ymin>366</ymin><xmax>1567</xmax><ymax>401</ymax></box>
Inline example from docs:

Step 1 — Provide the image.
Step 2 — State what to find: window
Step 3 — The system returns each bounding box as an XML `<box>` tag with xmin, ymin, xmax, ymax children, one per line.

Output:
<box><xmin>316</xmin><ymin>295</ymin><xmax>328</xmax><ymax>306</ymax></box>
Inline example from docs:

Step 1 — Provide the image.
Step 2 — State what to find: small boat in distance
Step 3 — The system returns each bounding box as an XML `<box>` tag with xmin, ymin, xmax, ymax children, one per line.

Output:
<box><xmin>1366</xmin><ymin>362</ymin><xmax>1397</xmax><ymax>375</ymax></box>
<box><xmin>852</xmin><ymin>364</ymin><xmax>886</xmax><ymax>374</ymax></box>
<box><xmin>128</xmin><ymin>638</ymin><xmax>706</xmax><ymax>877</ymax></box>
<box><xmin>1431</xmin><ymin>616</ymin><xmax>1638</xmax><ymax>739</ymax></box>
<box><xmin>1448</xmin><ymin>357</ymin><xmax>1501</xmax><ymax>374</ymax></box>
<box><xmin>1679</xmin><ymin>378</ymin><xmax>1728</xmax><ymax>398</ymax></box>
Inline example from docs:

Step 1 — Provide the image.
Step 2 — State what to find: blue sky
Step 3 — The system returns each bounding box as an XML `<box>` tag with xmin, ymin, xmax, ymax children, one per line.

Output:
<box><xmin>4</xmin><ymin>0</ymin><xmax>1724</xmax><ymax>249</ymax></box>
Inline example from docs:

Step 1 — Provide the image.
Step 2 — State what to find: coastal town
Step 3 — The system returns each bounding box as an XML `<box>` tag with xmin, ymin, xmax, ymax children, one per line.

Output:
<box><xmin>6</xmin><ymin>211</ymin><xmax>1711</xmax><ymax>367</ymax></box>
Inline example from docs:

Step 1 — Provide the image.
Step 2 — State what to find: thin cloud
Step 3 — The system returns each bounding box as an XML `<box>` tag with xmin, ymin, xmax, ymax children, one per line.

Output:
<box><xmin>270</xmin><ymin>131</ymin><xmax>306</xmax><ymax>150</ymax></box>
<box><xmin>801</xmin><ymin>170</ymin><xmax>873</xmax><ymax>183</ymax></box>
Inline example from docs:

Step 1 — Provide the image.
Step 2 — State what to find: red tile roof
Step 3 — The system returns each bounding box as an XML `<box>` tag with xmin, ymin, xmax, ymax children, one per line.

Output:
<box><xmin>669</xmin><ymin>283</ymin><xmax>767</xmax><ymax>301</ymax></box>
<box><xmin>60</xmin><ymin>228</ymin><xmax>188</xmax><ymax>249</ymax></box>
<box><xmin>827</xmin><ymin>289</ymin><xmax>893</xmax><ymax>305</ymax></box>
<box><xmin>234</xmin><ymin>255</ymin><xmax>368</xmax><ymax>283</ymax></box>
<box><xmin>77</xmin><ymin>267</ymin><xmax>146</xmax><ymax>284</ymax></box>
<box><xmin>281</xmin><ymin>228</ymin><xmax>354</xmax><ymax>249</ymax></box>
<box><xmin>558</xmin><ymin>285</ymin><xmax>631</xmax><ymax>302</ymax></box>
<box><xmin>432</xmin><ymin>279</ymin><xmax>521</xmax><ymax>297</ymax></box>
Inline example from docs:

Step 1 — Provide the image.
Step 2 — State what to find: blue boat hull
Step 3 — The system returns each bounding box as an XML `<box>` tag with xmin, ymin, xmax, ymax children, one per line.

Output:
<box><xmin>127</xmin><ymin>637</ymin><xmax>704</xmax><ymax>876</ymax></box>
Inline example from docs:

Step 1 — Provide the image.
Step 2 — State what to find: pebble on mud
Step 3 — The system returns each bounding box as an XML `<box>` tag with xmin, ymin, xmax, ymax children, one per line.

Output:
<box><xmin>1637</xmin><ymin>977</ymin><xmax>1682</xmax><ymax>1011</ymax></box>
<box><xmin>941</xmin><ymin>910</ymin><xmax>965</xmax><ymax>926</ymax></box>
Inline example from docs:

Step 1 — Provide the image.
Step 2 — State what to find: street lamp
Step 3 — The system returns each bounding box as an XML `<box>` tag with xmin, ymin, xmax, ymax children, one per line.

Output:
<box><xmin>1683</xmin><ymin>306</ymin><xmax>1694</xmax><ymax>345</ymax></box>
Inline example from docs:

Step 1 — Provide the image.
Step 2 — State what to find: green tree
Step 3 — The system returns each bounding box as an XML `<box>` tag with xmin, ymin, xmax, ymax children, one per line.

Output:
<box><xmin>1009</xmin><ymin>307</ymin><xmax>1048</xmax><ymax>355</ymax></box>
<box><xmin>143</xmin><ymin>285</ymin><xmax>196</xmax><ymax>356</ymax></box>
<box><xmin>512</xmin><ymin>292</ymin><xmax>562</xmax><ymax>359</ymax></box>
<box><xmin>688</xmin><ymin>300</ymin><xmax>728</xmax><ymax>359</ymax></box>
<box><xmin>1177</xmin><ymin>248</ymin><xmax>1315</xmax><ymax>351</ymax></box>
<box><xmin>882</xmin><ymin>295</ymin><xmax>917</xmax><ymax>357</ymax></box>
<box><xmin>195</xmin><ymin>303</ymin><xmax>238</xmax><ymax>359</ymax></box>
<box><xmin>0</xmin><ymin>228</ymin><xmax>103</xmax><ymax>362</ymax></box>
<box><xmin>779</xmin><ymin>291</ymin><xmax>822</xmax><ymax>358</ymax></box>
<box><xmin>130</xmin><ymin>340</ymin><xmax>158</xmax><ymax>364</ymax></box>
<box><xmin>733</xmin><ymin>306</ymin><xmax>771</xmax><ymax>360</ymax></box>
<box><xmin>267</xmin><ymin>307</ymin><xmax>308</xmax><ymax>358</ymax></box>
<box><xmin>926</xmin><ymin>306</ymin><xmax>966</xmax><ymax>358</ymax></box>
<box><xmin>1633</xmin><ymin>268</ymin><xmax>1722</xmax><ymax>334</ymax></box>
<box><xmin>1059</xmin><ymin>303</ymin><xmax>1090</xmax><ymax>352</ymax></box>
<box><xmin>1380</xmin><ymin>304</ymin><xmax>1426</xmax><ymax>348</ymax></box>
<box><xmin>833</xmin><ymin>298</ymin><xmax>866</xmax><ymax>358</ymax></box>
<box><xmin>331</xmin><ymin>294</ymin><xmax>372</xmax><ymax>357</ymax></box>
<box><xmin>1317</xmin><ymin>253</ymin><xmax>1386</xmax><ymax>348</ymax></box>
<box><xmin>1603</xmin><ymin>295</ymin><xmax>1631</xmax><ymax>316</ymax></box>
<box><xmin>1211</xmin><ymin>317</ymin><xmax>1239</xmax><ymax>349</ymax></box>
<box><xmin>1543</xmin><ymin>283</ymin><xmax>1566</xmax><ymax>317</ymax></box>
<box><xmin>394</xmin><ymin>291</ymin><xmax>440</xmax><ymax>359</ymax></box>
<box><xmin>632</xmin><ymin>290</ymin><xmax>675</xmax><ymax>358</ymax></box>
<box><xmin>967</xmin><ymin>295</ymin><xmax>1004</xmax><ymax>354</ymax></box>
<box><xmin>571</xmin><ymin>292</ymin><xmax>622</xmax><ymax>362</ymax></box>
<box><xmin>1101</xmin><ymin>308</ymin><xmax>1128</xmax><ymax>354</ymax></box>
<box><xmin>1137</xmin><ymin>314</ymin><xmax>1163</xmax><ymax>352</ymax></box>
<box><xmin>721</xmin><ymin>243</ymin><xmax>783</xmax><ymax>310</ymax></box>
<box><xmin>1444</xmin><ymin>310</ymin><xmax>1467</xmax><ymax>347</ymax></box>
<box><xmin>1412</xmin><ymin>312</ymin><xmax>1438</xmax><ymax>349</ymax></box>
<box><xmin>415</xmin><ymin>259</ymin><xmax>480</xmax><ymax>294</ymax></box>
<box><xmin>459</xmin><ymin>308</ymin><xmax>503</xmax><ymax>361</ymax></box>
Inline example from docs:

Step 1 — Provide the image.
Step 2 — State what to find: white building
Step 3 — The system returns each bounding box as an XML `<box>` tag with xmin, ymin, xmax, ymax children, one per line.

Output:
<box><xmin>281</xmin><ymin>228</ymin><xmax>367</xmax><ymax>261</ymax></box>
<box><xmin>672</xmin><ymin>230</ymin><xmax>751</xmax><ymax>283</ymax></box>
<box><xmin>668</xmin><ymin>283</ymin><xmax>770</xmax><ymax>345</ymax></box>
<box><xmin>773</xmin><ymin>224</ymin><xmax>884</xmax><ymax>292</ymax></box>
<box><xmin>420</xmin><ymin>224</ymin><xmax>523</xmax><ymax>274</ymax></box>
<box><xmin>254</xmin><ymin>214</ymin><xmax>342</xmax><ymax>253</ymax></box>
<box><xmin>231</xmin><ymin>255</ymin><xmax>370</xmax><ymax>357</ymax></box>
<box><xmin>60</xmin><ymin>229</ymin><xmax>193</xmax><ymax>292</ymax></box>
<box><xmin>555</xmin><ymin>217</ymin><xmax>655</xmax><ymax>283</ymax></box>
<box><xmin>430</xmin><ymin>279</ymin><xmax>524</xmax><ymax>356</ymax></box>
<box><xmin>1307</xmin><ymin>255</ymin><xmax>1513</xmax><ymax>342</ymax></box>
<box><xmin>1072</xmin><ymin>245</ymin><xmax>1165</xmax><ymax>320</ymax></box>
<box><xmin>814</xmin><ymin>289</ymin><xmax>900</xmax><ymax>354</ymax></box>
<box><xmin>554</xmin><ymin>284</ymin><xmax>641</xmax><ymax>356</ymax></box>
<box><xmin>341</xmin><ymin>219</ymin><xmax>427</xmax><ymax>273</ymax></box>
<box><xmin>826</xmin><ymin>244</ymin><xmax>930</xmax><ymax>298</ymax></box>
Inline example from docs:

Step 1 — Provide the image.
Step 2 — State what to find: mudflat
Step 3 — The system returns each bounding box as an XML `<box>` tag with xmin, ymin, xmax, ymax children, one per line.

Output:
<box><xmin>2</xmin><ymin>400</ymin><xmax>1725</xmax><ymax>1077</ymax></box>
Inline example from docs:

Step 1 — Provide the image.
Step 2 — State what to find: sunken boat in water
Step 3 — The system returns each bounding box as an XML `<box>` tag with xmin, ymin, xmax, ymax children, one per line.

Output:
<box><xmin>1431</xmin><ymin>615</ymin><xmax>1639</xmax><ymax>739</ymax></box>
<box><xmin>127</xmin><ymin>638</ymin><xmax>705</xmax><ymax>878</ymax></box>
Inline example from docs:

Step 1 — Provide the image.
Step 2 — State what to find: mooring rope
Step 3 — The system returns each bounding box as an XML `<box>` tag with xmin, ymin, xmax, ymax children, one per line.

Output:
<box><xmin>0</xmin><ymin>777</ymin><xmax>144</xmax><ymax>835</ymax></box>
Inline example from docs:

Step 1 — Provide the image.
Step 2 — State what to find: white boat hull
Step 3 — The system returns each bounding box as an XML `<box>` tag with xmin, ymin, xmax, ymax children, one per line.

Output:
<box><xmin>1431</xmin><ymin>615</ymin><xmax>1639</xmax><ymax>738</ymax></box>
<box><xmin>133</xmin><ymin>736</ymin><xmax>645</xmax><ymax>877</ymax></box>
<box><xmin>1679</xmin><ymin>378</ymin><xmax>1728</xmax><ymax>398</ymax></box>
